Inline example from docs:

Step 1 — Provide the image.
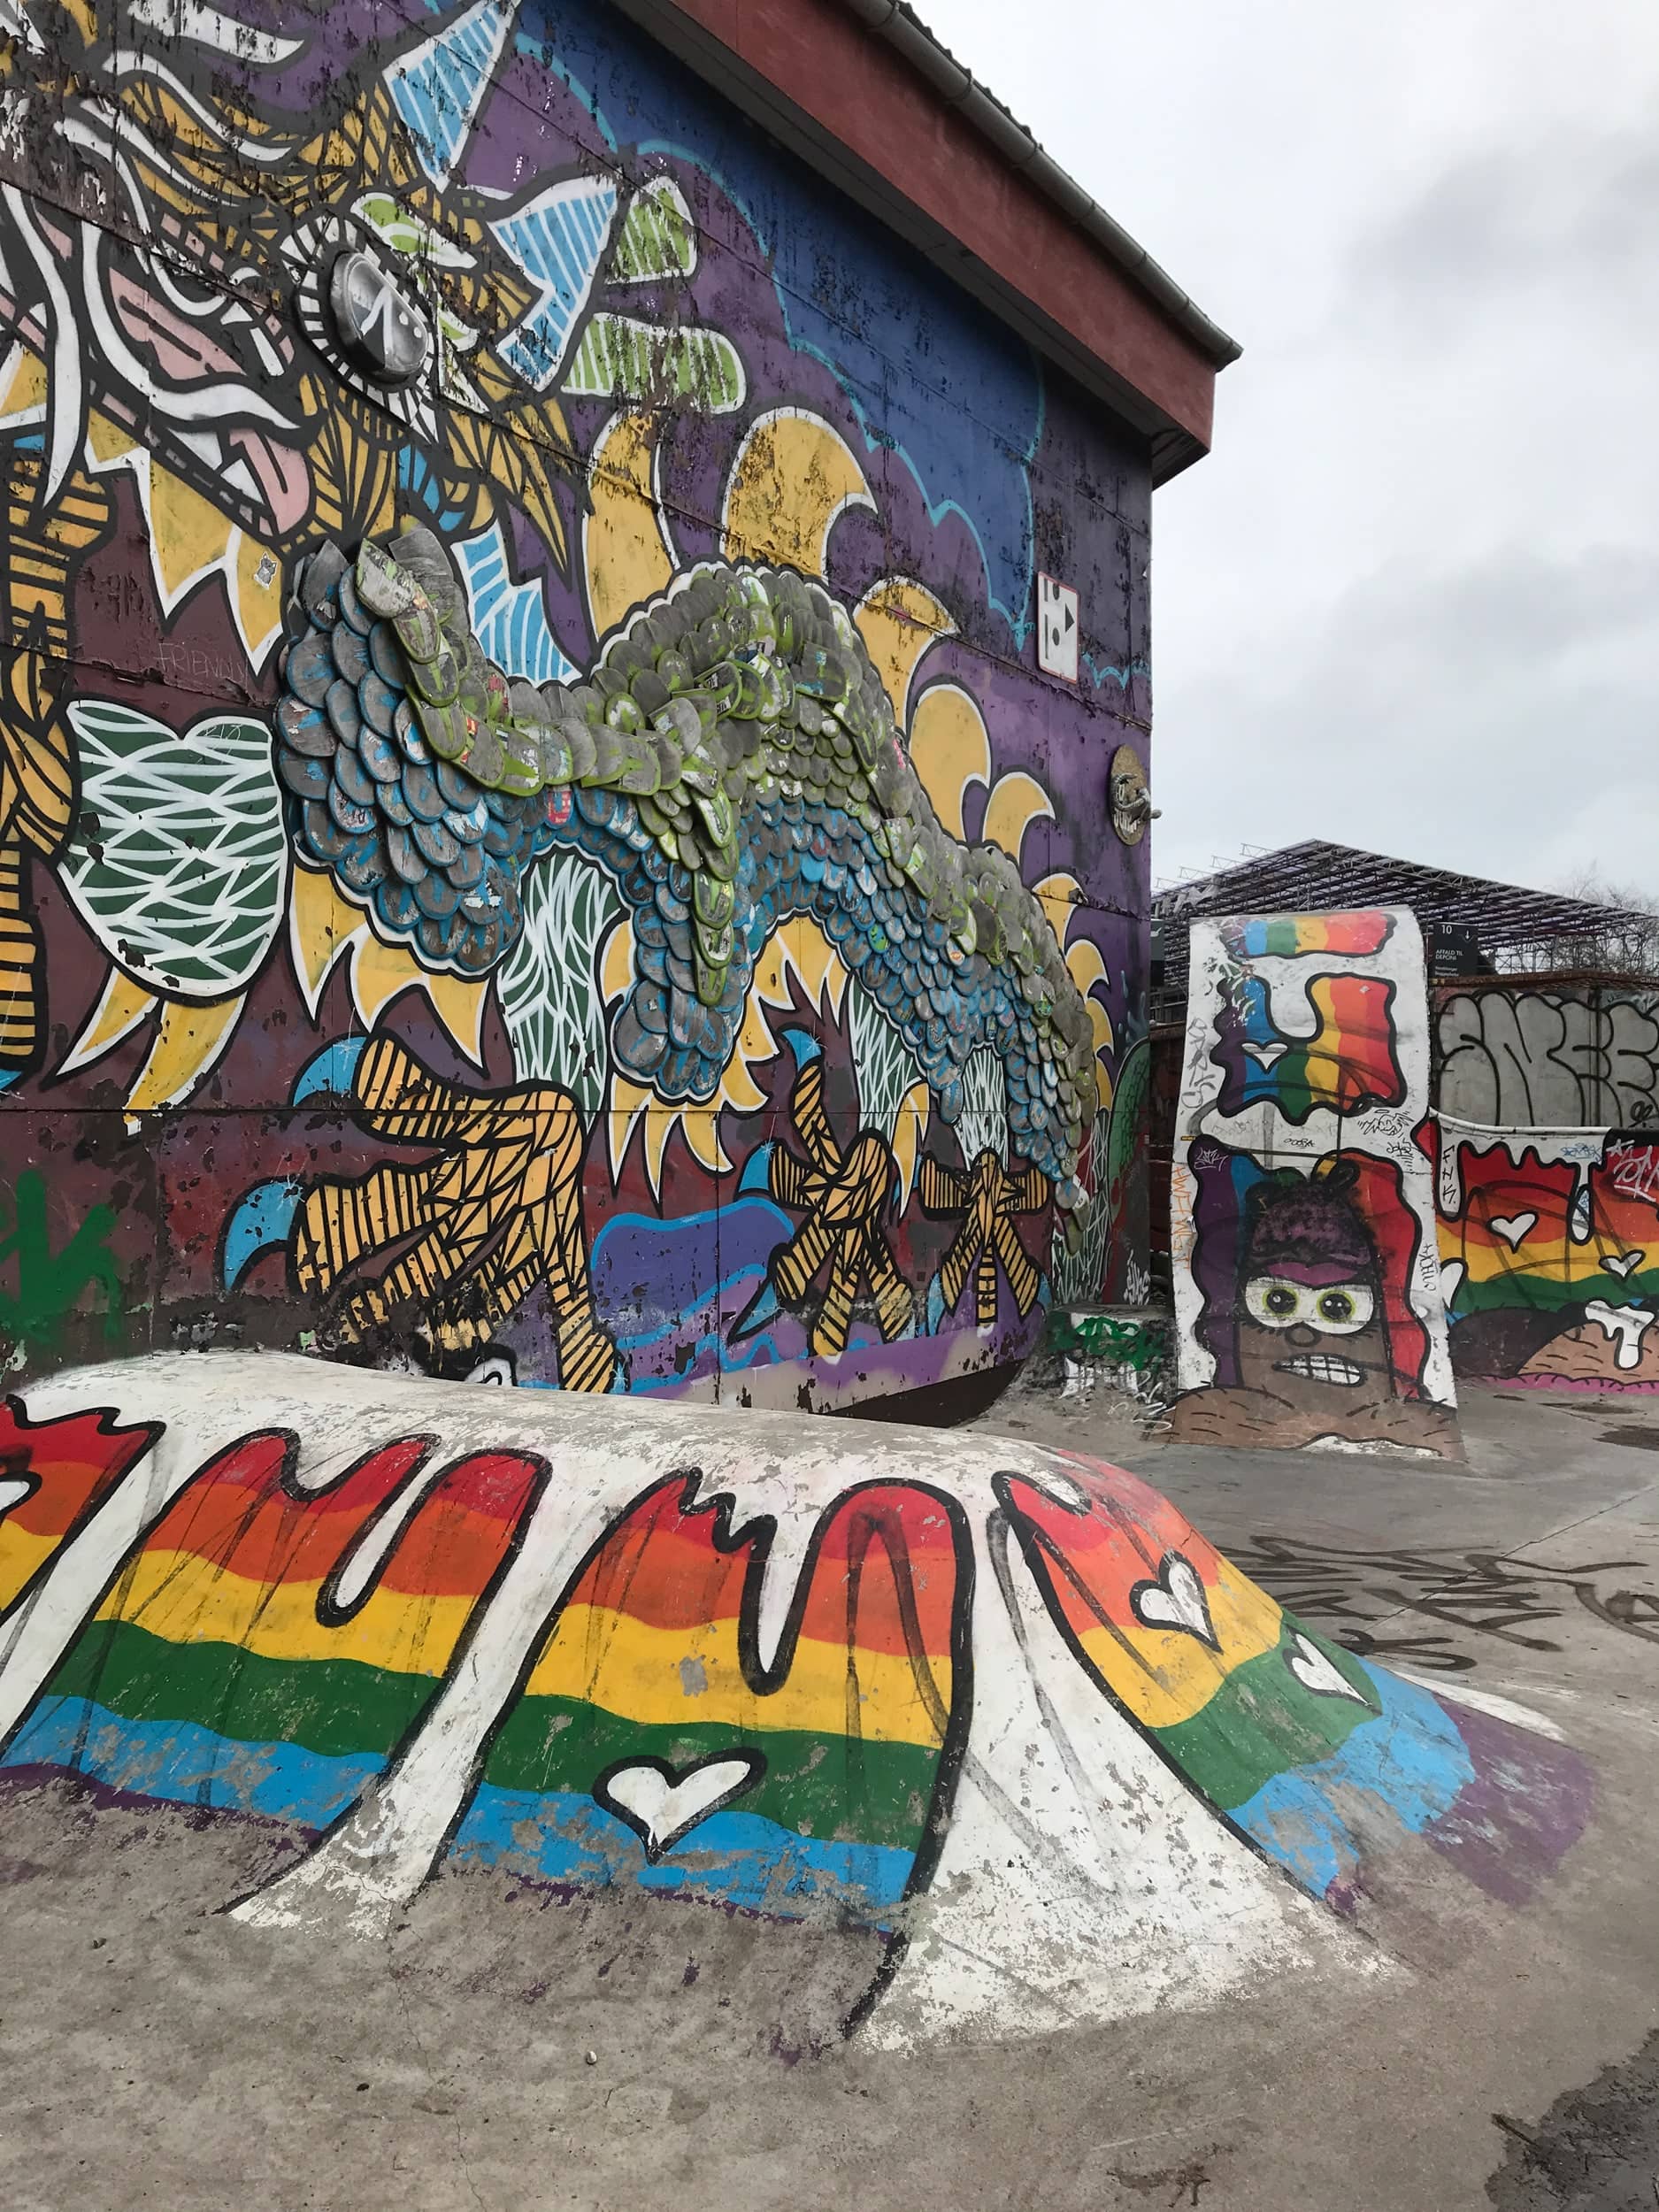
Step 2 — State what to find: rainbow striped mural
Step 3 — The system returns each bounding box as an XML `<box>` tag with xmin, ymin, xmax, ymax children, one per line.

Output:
<box><xmin>0</xmin><ymin>1371</ymin><xmax>1594</xmax><ymax>2027</ymax></box>
<box><xmin>1226</xmin><ymin>910</ymin><xmax>1394</xmax><ymax>962</ymax></box>
<box><xmin>450</xmin><ymin>1475</ymin><xmax>965</xmax><ymax>1916</ymax></box>
<box><xmin>4</xmin><ymin>1426</ymin><xmax>549</xmax><ymax>1831</ymax></box>
<box><xmin>998</xmin><ymin>1455</ymin><xmax>1586</xmax><ymax>1904</ymax></box>
<box><xmin>1222</xmin><ymin>972</ymin><xmax>1407</xmax><ymax>1121</ymax></box>
<box><xmin>0</xmin><ymin>1401</ymin><xmax>161</xmax><ymax>1616</ymax></box>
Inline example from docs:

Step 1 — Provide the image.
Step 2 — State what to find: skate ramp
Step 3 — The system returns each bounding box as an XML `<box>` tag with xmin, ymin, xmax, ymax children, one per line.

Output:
<box><xmin>0</xmin><ymin>1355</ymin><xmax>1588</xmax><ymax>2046</ymax></box>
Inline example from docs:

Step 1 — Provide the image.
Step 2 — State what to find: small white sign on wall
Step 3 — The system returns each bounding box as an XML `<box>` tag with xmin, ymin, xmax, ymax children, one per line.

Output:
<box><xmin>1036</xmin><ymin>572</ymin><xmax>1079</xmax><ymax>683</ymax></box>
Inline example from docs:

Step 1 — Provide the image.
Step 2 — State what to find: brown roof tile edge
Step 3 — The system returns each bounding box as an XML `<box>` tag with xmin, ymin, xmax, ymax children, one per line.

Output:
<box><xmin>603</xmin><ymin>0</ymin><xmax>1238</xmax><ymax>472</ymax></box>
<box><xmin>843</xmin><ymin>0</ymin><xmax>1241</xmax><ymax>373</ymax></box>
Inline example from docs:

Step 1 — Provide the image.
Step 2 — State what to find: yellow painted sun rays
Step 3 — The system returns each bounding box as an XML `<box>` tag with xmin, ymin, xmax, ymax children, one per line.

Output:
<box><xmin>598</xmin><ymin>910</ymin><xmax>854</xmax><ymax>1197</ymax></box>
<box><xmin>583</xmin><ymin>408</ymin><xmax>678</xmax><ymax>639</ymax></box>
<box><xmin>720</xmin><ymin>409</ymin><xmax>875</xmax><ymax>573</ymax></box>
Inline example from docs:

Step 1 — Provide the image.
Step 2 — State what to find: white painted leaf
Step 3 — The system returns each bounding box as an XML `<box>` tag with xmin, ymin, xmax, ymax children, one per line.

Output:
<box><xmin>62</xmin><ymin>698</ymin><xmax>289</xmax><ymax>999</ymax></box>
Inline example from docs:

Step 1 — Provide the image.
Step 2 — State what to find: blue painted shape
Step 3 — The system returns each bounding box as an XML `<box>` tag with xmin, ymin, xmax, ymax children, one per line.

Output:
<box><xmin>454</xmin><ymin>523</ymin><xmax>578</xmax><ymax>685</ymax></box>
<box><xmin>780</xmin><ymin>1026</ymin><xmax>821</xmax><ymax>1071</ymax></box>
<box><xmin>3</xmin><ymin>1700</ymin><xmax>380</xmax><ymax>1830</ymax></box>
<box><xmin>491</xmin><ymin>175</ymin><xmax>619</xmax><ymax>390</ymax></box>
<box><xmin>451</xmin><ymin>1782</ymin><xmax>912</xmax><ymax>1918</ymax></box>
<box><xmin>397</xmin><ymin>447</ymin><xmax>470</xmax><ymax>534</ymax></box>
<box><xmin>388</xmin><ymin>0</ymin><xmax>513</xmax><ymax>187</ymax></box>
<box><xmin>507</xmin><ymin>0</ymin><xmax>1045</xmax><ymax>631</ymax></box>
<box><xmin>736</xmin><ymin>1141</ymin><xmax>773</xmax><ymax>1195</ymax></box>
<box><xmin>292</xmin><ymin>1035</ymin><xmax>367</xmax><ymax>1103</ymax></box>
<box><xmin>221</xmin><ymin>1179</ymin><xmax>302</xmax><ymax>1291</ymax></box>
<box><xmin>1229</xmin><ymin>1661</ymin><xmax>1476</xmax><ymax>1897</ymax></box>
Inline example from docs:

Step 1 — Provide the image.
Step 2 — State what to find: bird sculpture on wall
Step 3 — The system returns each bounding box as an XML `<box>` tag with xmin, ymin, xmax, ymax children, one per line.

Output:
<box><xmin>276</xmin><ymin>526</ymin><xmax>1101</xmax><ymax>1208</ymax></box>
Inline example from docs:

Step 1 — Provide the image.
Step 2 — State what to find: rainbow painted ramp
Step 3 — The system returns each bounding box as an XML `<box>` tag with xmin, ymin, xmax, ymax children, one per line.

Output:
<box><xmin>0</xmin><ymin>1356</ymin><xmax>1590</xmax><ymax>2045</ymax></box>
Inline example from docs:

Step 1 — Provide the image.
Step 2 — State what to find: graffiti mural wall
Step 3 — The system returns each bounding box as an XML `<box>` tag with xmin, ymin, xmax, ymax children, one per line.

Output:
<box><xmin>1169</xmin><ymin>909</ymin><xmax>1461</xmax><ymax>1455</ymax></box>
<box><xmin>1437</xmin><ymin>982</ymin><xmax>1659</xmax><ymax>1386</ymax></box>
<box><xmin>0</xmin><ymin>0</ymin><xmax>1156</xmax><ymax>1406</ymax></box>
<box><xmin>0</xmin><ymin>1355</ymin><xmax>1594</xmax><ymax>2043</ymax></box>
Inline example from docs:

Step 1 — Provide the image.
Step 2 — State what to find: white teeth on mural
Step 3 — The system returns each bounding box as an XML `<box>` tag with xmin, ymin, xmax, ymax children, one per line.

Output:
<box><xmin>0</xmin><ymin>1474</ymin><xmax>35</xmax><ymax>1515</ymax></box>
<box><xmin>1606</xmin><ymin>1251</ymin><xmax>1646</xmax><ymax>1279</ymax></box>
<box><xmin>1286</xmin><ymin>1632</ymin><xmax>1369</xmax><ymax>1704</ymax></box>
<box><xmin>1440</xmin><ymin>1260</ymin><xmax>1466</xmax><ymax>1307</ymax></box>
<box><xmin>595</xmin><ymin>1752</ymin><xmax>764</xmax><ymax>1861</ymax></box>
<box><xmin>220</xmin><ymin>457</ymin><xmax>261</xmax><ymax>502</ymax></box>
<box><xmin>1130</xmin><ymin>1553</ymin><xmax>1218</xmax><ymax>1647</ymax></box>
<box><xmin>1488</xmin><ymin>1213</ymin><xmax>1538</xmax><ymax>1250</ymax></box>
<box><xmin>1277</xmin><ymin>1355</ymin><xmax>1365</xmax><ymax>1386</ymax></box>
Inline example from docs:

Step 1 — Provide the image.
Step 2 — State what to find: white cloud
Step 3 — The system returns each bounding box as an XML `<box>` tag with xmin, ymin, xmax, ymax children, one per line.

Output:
<box><xmin>923</xmin><ymin>0</ymin><xmax>1659</xmax><ymax>896</ymax></box>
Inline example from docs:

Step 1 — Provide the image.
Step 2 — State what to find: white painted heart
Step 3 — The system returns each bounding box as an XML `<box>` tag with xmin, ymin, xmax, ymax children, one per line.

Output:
<box><xmin>1488</xmin><ymin>1212</ymin><xmax>1537</xmax><ymax>1250</ymax></box>
<box><xmin>1131</xmin><ymin>1552</ymin><xmax>1218</xmax><ymax>1648</ymax></box>
<box><xmin>1606</xmin><ymin>1250</ymin><xmax>1646</xmax><ymax>1279</ymax></box>
<box><xmin>595</xmin><ymin>1752</ymin><xmax>764</xmax><ymax>1862</ymax></box>
<box><xmin>1286</xmin><ymin>1631</ymin><xmax>1369</xmax><ymax>1705</ymax></box>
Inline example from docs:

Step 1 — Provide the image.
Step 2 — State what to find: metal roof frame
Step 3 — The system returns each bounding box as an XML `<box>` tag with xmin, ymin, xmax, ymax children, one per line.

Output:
<box><xmin>1152</xmin><ymin>841</ymin><xmax>1659</xmax><ymax>993</ymax></box>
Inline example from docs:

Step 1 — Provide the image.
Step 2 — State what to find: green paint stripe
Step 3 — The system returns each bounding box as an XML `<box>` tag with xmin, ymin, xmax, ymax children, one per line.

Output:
<box><xmin>1154</xmin><ymin>1633</ymin><xmax>1373</xmax><ymax>1809</ymax></box>
<box><xmin>485</xmin><ymin>1695</ymin><xmax>941</xmax><ymax>1851</ymax></box>
<box><xmin>40</xmin><ymin>1624</ymin><xmax>945</xmax><ymax>1850</ymax></box>
<box><xmin>44</xmin><ymin>1619</ymin><xmax>440</xmax><ymax>1761</ymax></box>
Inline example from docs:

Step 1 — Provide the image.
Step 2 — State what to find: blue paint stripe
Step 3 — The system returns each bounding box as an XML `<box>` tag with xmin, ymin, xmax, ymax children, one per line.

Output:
<box><xmin>452</xmin><ymin>1784</ymin><xmax>912</xmax><ymax>1916</ymax></box>
<box><xmin>1229</xmin><ymin>1662</ymin><xmax>1475</xmax><ymax>1895</ymax></box>
<box><xmin>4</xmin><ymin>1699</ymin><xmax>378</xmax><ymax>1829</ymax></box>
<box><xmin>6</xmin><ymin>1705</ymin><xmax>913</xmax><ymax>1918</ymax></box>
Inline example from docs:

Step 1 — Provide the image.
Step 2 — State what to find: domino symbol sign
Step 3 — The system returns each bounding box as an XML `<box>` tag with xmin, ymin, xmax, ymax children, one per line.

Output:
<box><xmin>1037</xmin><ymin>572</ymin><xmax>1079</xmax><ymax>683</ymax></box>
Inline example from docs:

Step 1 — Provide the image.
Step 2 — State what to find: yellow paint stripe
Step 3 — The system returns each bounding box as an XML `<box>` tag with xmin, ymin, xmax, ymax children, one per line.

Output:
<box><xmin>95</xmin><ymin>1551</ymin><xmax>481</xmax><ymax>1675</ymax></box>
<box><xmin>1069</xmin><ymin>1562</ymin><xmax>1282</xmax><ymax>1730</ymax></box>
<box><xmin>525</xmin><ymin>1601</ymin><xmax>948</xmax><ymax>1746</ymax></box>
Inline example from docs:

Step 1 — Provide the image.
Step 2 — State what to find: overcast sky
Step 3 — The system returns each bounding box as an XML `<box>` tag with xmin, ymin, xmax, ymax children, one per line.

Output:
<box><xmin>927</xmin><ymin>0</ymin><xmax>1659</xmax><ymax>899</ymax></box>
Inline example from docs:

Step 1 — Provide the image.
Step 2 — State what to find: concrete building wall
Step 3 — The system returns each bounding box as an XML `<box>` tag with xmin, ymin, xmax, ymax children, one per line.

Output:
<box><xmin>0</xmin><ymin>0</ymin><xmax>1156</xmax><ymax>1405</ymax></box>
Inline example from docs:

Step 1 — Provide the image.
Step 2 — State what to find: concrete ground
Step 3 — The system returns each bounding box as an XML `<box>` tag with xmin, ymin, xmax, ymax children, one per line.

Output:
<box><xmin>2</xmin><ymin>1381</ymin><xmax>1656</xmax><ymax>2212</ymax></box>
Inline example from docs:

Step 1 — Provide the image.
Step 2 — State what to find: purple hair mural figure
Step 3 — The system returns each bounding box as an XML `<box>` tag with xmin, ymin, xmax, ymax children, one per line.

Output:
<box><xmin>1170</xmin><ymin>909</ymin><xmax>1462</xmax><ymax>1456</ymax></box>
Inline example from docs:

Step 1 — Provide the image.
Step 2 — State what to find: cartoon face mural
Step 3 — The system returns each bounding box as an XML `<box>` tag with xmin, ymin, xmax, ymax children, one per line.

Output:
<box><xmin>1232</xmin><ymin>1166</ymin><xmax>1397</xmax><ymax>1412</ymax></box>
<box><xmin>0</xmin><ymin>0</ymin><xmax>1152</xmax><ymax>1405</ymax></box>
<box><xmin>1169</xmin><ymin>909</ymin><xmax>1461</xmax><ymax>1455</ymax></box>
<box><xmin>0</xmin><ymin>1355</ymin><xmax>1595</xmax><ymax>2045</ymax></box>
<box><xmin>1437</xmin><ymin>985</ymin><xmax>1659</xmax><ymax>1387</ymax></box>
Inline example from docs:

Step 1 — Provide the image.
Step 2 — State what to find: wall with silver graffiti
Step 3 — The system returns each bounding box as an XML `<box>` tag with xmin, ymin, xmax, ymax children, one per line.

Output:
<box><xmin>1437</xmin><ymin>980</ymin><xmax>1659</xmax><ymax>1386</ymax></box>
<box><xmin>0</xmin><ymin>0</ymin><xmax>1155</xmax><ymax>1404</ymax></box>
<box><xmin>1168</xmin><ymin>908</ymin><xmax>1461</xmax><ymax>1455</ymax></box>
<box><xmin>0</xmin><ymin>1355</ymin><xmax>1594</xmax><ymax>2043</ymax></box>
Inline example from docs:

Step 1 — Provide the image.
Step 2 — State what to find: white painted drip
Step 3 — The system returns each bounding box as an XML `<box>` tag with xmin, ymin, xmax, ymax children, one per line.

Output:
<box><xmin>864</xmin><ymin>1506</ymin><xmax>1355</xmax><ymax>2050</ymax></box>
<box><xmin>1438</xmin><ymin>1117</ymin><xmax>1611</xmax><ymax>1174</ymax></box>
<box><xmin>0</xmin><ymin>1356</ymin><xmax>1441</xmax><ymax>2046</ymax></box>
<box><xmin>1570</xmin><ymin>1165</ymin><xmax>1594</xmax><ymax>1244</ymax></box>
<box><xmin>1584</xmin><ymin>1299</ymin><xmax>1655</xmax><ymax>1371</ymax></box>
<box><xmin>326</xmin><ymin>1463</ymin><xmax>441</xmax><ymax>1615</ymax></box>
<box><xmin>1392</xmin><ymin>1671</ymin><xmax>1566</xmax><ymax>1742</ymax></box>
<box><xmin>234</xmin><ymin>1471</ymin><xmax>627</xmax><ymax>1935</ymax></box>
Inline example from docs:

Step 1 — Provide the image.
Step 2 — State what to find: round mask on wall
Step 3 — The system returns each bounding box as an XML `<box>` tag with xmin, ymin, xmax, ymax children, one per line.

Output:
<box><xmin>1110</xmin><ymin>743</ymin><xmax>1154</xmax><ymax>845</ymax></box>
<box><xmin>326</xmin><ymin>248</ymin><xmax>431</xmax><ymax>388</ymax></box>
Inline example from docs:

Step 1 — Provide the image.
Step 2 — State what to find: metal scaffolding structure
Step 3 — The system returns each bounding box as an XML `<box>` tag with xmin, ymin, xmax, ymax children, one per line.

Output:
<box><xmin>1151</xmin><ymin>841</ymin><xmax>1659</xmax><ymax>1015</ymax></box>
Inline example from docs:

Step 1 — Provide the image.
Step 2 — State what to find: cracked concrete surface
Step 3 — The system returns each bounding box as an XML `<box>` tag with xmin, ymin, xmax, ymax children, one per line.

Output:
<box><xmin>0</xmin><ymin>1383</ymin><xmax>1655</xmax><ymax>2211</ymax></box>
